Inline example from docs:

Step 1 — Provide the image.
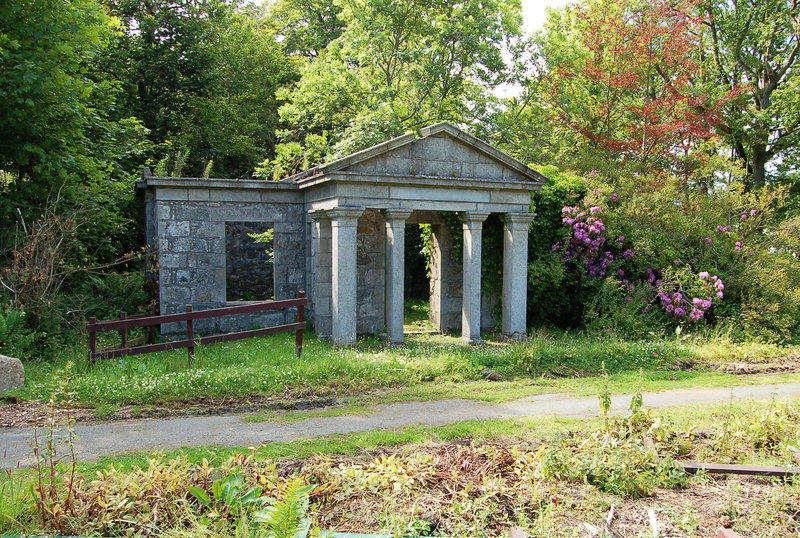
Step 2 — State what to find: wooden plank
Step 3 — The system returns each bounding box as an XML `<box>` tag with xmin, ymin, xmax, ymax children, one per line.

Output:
<box><xmin>91</xmin><ymin>322</ymin><xmax>307</xmax><ymax>360</ymax></box>
<box><xmin>198</xmin><ymin>322</ymin><xmax>306</xmax><ymax>346</ymax></box>
<box><xmin>87</xmin><ymin>297</ymin><xmax>308</xmax><ymax>331</ymax></box>
<box><xmin>679</xmin><ymin>461</ymin><xmax>798</xmax><ymax>478</ymax></box>
<box><xmin>98</xmin><ymin>335</ymin><xmax>148</xmax><ymax>352</ymax></box>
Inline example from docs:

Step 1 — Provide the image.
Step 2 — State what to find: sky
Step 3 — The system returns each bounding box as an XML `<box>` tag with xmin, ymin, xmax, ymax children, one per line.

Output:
<box><xmin>520</xmin><ymin>0</ymin><xmax>571</xmax><ymax>35</ymax></box>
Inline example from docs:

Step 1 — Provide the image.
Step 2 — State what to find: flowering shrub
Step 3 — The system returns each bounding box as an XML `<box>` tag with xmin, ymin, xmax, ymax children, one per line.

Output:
<box><xmin>527</xmin><ymin>168</ymin><xmax>800</xmax><ymax>341</ymax></box>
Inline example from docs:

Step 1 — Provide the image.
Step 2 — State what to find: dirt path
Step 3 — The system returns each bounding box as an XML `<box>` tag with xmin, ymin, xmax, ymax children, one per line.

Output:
<box><xmin>3</xmin><ymin>381</ymin><xmax>800</xmax><ymax>469</ymax></box>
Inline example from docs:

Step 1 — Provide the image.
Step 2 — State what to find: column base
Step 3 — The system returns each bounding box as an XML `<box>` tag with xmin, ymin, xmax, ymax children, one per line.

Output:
<box><xmin>502</xmin><ymin>331</ymin><xmax>528</xmax><ymax>342</ymax></box>
<box><xmin>461</xmin><ymin>335</ymin><xmax>485</xmax><ymax>345</ymax></box>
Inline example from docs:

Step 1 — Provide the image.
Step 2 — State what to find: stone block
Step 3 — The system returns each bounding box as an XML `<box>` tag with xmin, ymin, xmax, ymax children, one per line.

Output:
<box><xmin>0</xmin><ymin>355</ymin><xmax>24</xmax><ymax>392</ymax></box>
<box><xmin>165</xmin><ymin>221</ymin><xmax>190</xmax><ymax>237</ymax></box>
<box><xmin>156</xmin><ymin>188</ymin><xmax>188</xmax><ymax>201</ymax></box>
<box><xmin>188</xmin><ymin>189</ymin><xmax>210</xmax><ymax>201</ymax></box>
<box><xmin>475</xmin><ymin>162</ymin><xmax>503</xmax><ymax>179</ymax></box>
<box><xmin>156</xmin><ymin>204</ymin><xmax>172</xmax><ymax>220</ymax></box>
<box><xmin>159</xmin><ymin>253</ymin><xmax>187</xmax><ymax>268</ymax></box>
<box><xmin>209</xmin><ymin>189</ymin><xmax>258</xmax><ymax>202</ymax></box>
<box><xmin>172</xmin><ymin>238</ymin><xmax>209</xmax><ymax>253</ymax></box>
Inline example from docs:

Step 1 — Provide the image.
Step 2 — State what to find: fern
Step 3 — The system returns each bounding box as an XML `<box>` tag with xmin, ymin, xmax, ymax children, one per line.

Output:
<box><xmin>0</xmin><ymin>310</ymin><xmax>34</xmax><ymax>355</ymax></box>
<box><xmin>254</xmin><ymin>478</ymin><xmax>313</xmax><ymax>538</ymax></box>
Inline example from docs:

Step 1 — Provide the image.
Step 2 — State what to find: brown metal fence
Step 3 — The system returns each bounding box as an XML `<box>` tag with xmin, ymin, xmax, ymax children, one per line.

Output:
<box><xmin>87</xmin><ymin>291</ymin><xmax>307</xmax><ymax>364</ymax></box>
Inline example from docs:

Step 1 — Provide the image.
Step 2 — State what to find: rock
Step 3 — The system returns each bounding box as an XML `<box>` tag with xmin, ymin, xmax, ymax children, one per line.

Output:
<box><xmin>0</xmin><ymin>355</ymin><xmax>24</xmax><ymax>392</ymax></box>
<box><xmin>480</xmin><ymin>367</ymin><xmax>504</xmax><ymax>382</ymax></box>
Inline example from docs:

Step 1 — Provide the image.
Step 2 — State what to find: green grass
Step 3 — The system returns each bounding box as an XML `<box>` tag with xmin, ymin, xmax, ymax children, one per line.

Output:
<box><xmin>7</xmin><ymin>327</ymin><xmax>800</xmax><ymax>409</ymax></box>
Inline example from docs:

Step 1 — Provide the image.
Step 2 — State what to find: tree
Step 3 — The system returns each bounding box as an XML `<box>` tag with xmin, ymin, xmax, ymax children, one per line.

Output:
<box><xmin>260</xmin><ymin>0</ymin><xmax>523</xmax><ymax>179</ymax></box>
<box><xmin>540</xmin><ymin>0</ymin><xmax>735</xmax><ymax>179</ymax></box>
<box><xmin>268</xmin><ymin>0</ymin><xmax>345</xmax><ymax>58</ymax></box>
<box><xmin>98</xmin><ymin>0</ymin><xmax>293</xmax><ymax>177</ymax></box>
<box><xmin>0</xmin><ymin>0</ymin><xmax>147</xmax><ymax>254</ymax></box>
<box><xmin>704</xmin><ymin>0</ymin><xmax>800</xmax><ymax>187</ymax></box>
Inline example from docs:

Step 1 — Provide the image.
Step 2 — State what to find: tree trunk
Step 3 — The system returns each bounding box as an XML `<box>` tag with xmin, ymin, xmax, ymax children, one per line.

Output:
<box><xmin>750</xmin><ymin>144</ymin><xmax>768</xmax><ymax>188</ymax></box>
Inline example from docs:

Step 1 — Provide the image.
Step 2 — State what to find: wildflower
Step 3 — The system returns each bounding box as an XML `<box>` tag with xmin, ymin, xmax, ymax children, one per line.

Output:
<box><xmin>704</xmin><ymin>237</ymin><xmax>712</xmax><ymax>245</ymax></box>
<box><xmin>590</xmin><ymin>206</ymin><xmax>601</xmax><ymax>214</ymax></box>
<box><xmin>699</xmin><ymin>271</ymin><xmax>709</xmax><ymax>279</ymax></box>
<box><xmin>750</xmin><ymin>209</ymin><xmax>757</xmax><ymax>216</ymax></box>
<box><xmin>611</xmin><ymin>193</ymin><xmax>618</xmax><ymax>202</ymax></box>
<box><xmin>735</xmin><ymin>241</ymin><xmax>742</xmax><ymax>251</ymax></box>
<box><xmin>618</xmin><ymin>235</ymin><xmax>625</xmax><ymax>242</ymax></box>
<box><xmin>623</xmin><ymin>249</ymin><xmax>634</xmax><ymax>258</ymax></box>
<box><xmin>741</xmin><ymin>213</ymin><xmax>748</xmax><ymax>220</ymax></box>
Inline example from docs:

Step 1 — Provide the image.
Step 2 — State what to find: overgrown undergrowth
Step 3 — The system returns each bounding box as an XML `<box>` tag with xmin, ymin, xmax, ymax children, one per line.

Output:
<box><xmin>2</xmin><ymin>398</ymin><xmax>799</xmax><ymax>536</ymax></box>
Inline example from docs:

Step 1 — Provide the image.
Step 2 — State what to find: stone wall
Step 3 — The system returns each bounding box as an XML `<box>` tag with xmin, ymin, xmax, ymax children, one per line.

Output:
<box><xmin>152</xmin><ymin>185</ymin><xmax>305</xmax><ymax>333</ymax></box>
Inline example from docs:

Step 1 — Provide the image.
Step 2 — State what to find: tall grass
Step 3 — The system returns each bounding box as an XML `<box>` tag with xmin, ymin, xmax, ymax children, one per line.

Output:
<box><xmin>7</xmin><ymin>328</ymin><xmax>799</xmax><ymax>408</ymax></box>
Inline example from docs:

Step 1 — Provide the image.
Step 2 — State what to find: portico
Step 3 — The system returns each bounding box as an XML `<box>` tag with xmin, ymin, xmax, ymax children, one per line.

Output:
<box><xmin>140</xmin><ymin>122</ymin><xmax>547</xmax><ymax>345</ymax></box>
<box><xmin>292</xmin><ymin>122</ymin><xmax>546</xmax><ymax>346</ymax></box>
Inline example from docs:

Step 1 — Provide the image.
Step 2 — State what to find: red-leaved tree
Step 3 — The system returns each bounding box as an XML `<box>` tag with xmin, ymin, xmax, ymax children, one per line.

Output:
<box><xmin>548</xmin><ymin>0</ymin><xmax>738</xmax><ymax>178</ymax></box>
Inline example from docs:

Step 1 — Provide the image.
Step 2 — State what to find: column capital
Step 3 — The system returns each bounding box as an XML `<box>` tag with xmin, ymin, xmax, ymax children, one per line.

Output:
<box><xmin>326</xmin><ymin>206</ymin><xmax>365</xmax><ymax>222</ymax></box>
<box><xmin>500</xmin><ymin>212</ymin><xmax>537</xmax><ymax>225</ymax></box>
<box><xmin>461</xmin><ymin>211</ymin><xmax>490</xmax><ymax>224</ymax></box>
<box><xmin>382</xmin><ymin>208</ymin><xmax>413</xmax><ymax>221</ymax></box>
<box><xmin>309</xmin><ymin>209</ymin><xmax>330</xmax><ymax>221</ymax></box>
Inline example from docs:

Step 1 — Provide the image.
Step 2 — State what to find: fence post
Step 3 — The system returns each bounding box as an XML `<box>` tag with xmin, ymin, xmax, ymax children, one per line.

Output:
<box><xmin>186</xmin><ymin>304</ymin><xmax>194</xmax><ymax>361</ymax></box>
<box><xmin>119</xmin><ymin>311</ymin><xmax>128</xmax><ymax>349</ymax></box>
<box><xmin>88</xmin><ymin>316</ymin><xmax>97</xmax><ymax>366</ymax></box>
<box><xmin>147</xmin><ymin>306</ymin><xmax>156</xmax><ymax>344</ymax></box>
<box><xmin>296</xmin><ymin>290</ymin><xmax>305</xmax><ymax>357</ymax></box>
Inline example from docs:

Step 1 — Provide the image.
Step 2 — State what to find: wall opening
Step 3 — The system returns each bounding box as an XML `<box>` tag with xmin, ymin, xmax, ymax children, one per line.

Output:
<box><xmin>404</xmin><ymin>223</ymin><xmax>432</xmax><ymax>330</ymax></box>
<box><xmin>225</xmin><ymin>221</ymin><xmax>274</xmax><ymax>301</ymax></box>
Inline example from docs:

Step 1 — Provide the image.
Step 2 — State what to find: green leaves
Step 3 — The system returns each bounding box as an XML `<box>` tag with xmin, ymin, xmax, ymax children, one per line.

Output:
<box><xmin>253</xmin><ymin>478</ymin><xmax>313</xmax><ymax>538</ymax></box>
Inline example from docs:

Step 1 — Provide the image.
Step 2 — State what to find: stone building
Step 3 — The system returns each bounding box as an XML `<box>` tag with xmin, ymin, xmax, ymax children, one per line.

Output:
<box><xmin>138</xmin><ymin>122</ymin><xmax>546</xmax><ymax>345</ymax></box>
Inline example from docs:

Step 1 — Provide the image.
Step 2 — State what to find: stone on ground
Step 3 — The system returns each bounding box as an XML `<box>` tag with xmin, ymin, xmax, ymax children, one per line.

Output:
<box><xmin>0</xmin><ymin>354</ymin><xmax>24</xmax><ymax>392</ymax></box>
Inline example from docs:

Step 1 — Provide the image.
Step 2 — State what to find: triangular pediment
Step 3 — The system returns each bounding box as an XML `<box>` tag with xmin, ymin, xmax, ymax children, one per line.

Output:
<box><xmin>290</xmin><ymin>122</ymin><xmax>547</xmax><ymax>186</ymax></box>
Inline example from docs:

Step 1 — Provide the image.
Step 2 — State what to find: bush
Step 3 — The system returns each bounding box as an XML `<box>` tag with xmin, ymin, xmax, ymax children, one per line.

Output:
<box><xmin>527</xmin><ymin>168</ymin><xmax>800</xmax><ymax>342</ymax></box>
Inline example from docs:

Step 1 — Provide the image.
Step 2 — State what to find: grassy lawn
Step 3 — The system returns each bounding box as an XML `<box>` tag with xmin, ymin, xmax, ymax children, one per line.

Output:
<box><xmin>3</xmin><ymin>397</ymin><xmax>799</xmax><ymax>536</ymax></box>
<box><xmin>6</xmin><ymin>328</ymin><xmax>800</xmax><ymax>412</ymax></box>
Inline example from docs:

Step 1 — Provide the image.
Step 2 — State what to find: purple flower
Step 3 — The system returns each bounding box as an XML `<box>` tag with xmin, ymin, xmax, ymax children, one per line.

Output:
<box><xmin>693</xmin><ymin>297</ymin><xmax>702</xmax><ymax>306</ymax></box>
<box><xmin>716</xmin><ymin>225</ymin><xmax>725</xmax><ymax>232</ymax></box>
<box><xmin>735</xmin><ymin>241</ymin><xmax>742</xmax><ymax>251</ymax></box>
<box><xmin>611</xmin><ymin>193</ymin><xmax>618</xmax><ymax>202</ymax></box>
<box><xmin>623</xmin><ymin>249</ymin><xmax>634</xmax><ymax>258</ymax></box>
<box><xmin>699</xmin><ymin>271</ymin><xmax>709</xmax><ymax>279</ymax></box>
<box><xmin>704</xmin><ymin>237</ymin><xmax>712</xmax><ymax>245</ymax></box>
<box><xmin>750</xmin><ymin>209</ymin><xmax>757</xmax><ymax>216</ymax></box>
<box><xmin>674</xmin><ymin>260</ymin><xmax>682</xmax><ymax>266</ymax></box>
<box><xmin>625</xmin><ymin>296</ymin><xmax>633</xmax><ymax>302</ymax></box>
<box><xmin>618</xmin><ymin>235</ymin><xmax>625</xmax><ymax>243</ymax></box>
<box><xmin>674</xmin><ymin>307</ymin><xmax>686</xmax><ymax>317</ymax></box>
<box><xmin>590</xmin><ymin>206</ymin><xmax>601</xmax><ymax>214</ymax></box>
<box><xmin>618</xmin><ymin>269</ymin><xmax>625</xmax><ymax>277</ymax></box>
<box><xmin>716</xmin><ymin>291</ymin><xmax>724</xmax><ymax>299</ymax></box>
<box><xmin>741</xmin><ymin>213</ymin><xmax>748</xmax><ymax>220</ymax></box>
<box><xmin>715</xmin><ymin>280</ymin><xmax>725</xmax><ymax>290</ymax></box>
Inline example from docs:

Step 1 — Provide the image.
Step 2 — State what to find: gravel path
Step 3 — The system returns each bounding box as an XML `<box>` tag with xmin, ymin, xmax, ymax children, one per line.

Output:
<box><xmin>3</xmin><ymin>382</ymin><xmax>800</xmax><ymax>469</ymax></box>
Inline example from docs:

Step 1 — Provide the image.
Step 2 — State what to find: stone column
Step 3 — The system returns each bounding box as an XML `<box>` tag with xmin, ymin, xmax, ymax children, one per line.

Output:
<box><xmin>461</xmin><ymin>212</ymin><xmax>489</xmax><ymax>344</ymax></box>
<box><xmin>501</xmin><ymin>212</ymin><xmax>536</xmax><ymax>339</ymax></box>
<box><xmin>382</xmin><ymin>209</ymin><xmax>413</xmax><ymax>344</ymax></box>
<box><xmin>328</xmin><ymin>206</ymin><xmax>364</xmax><ymax>346</ymax></box>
